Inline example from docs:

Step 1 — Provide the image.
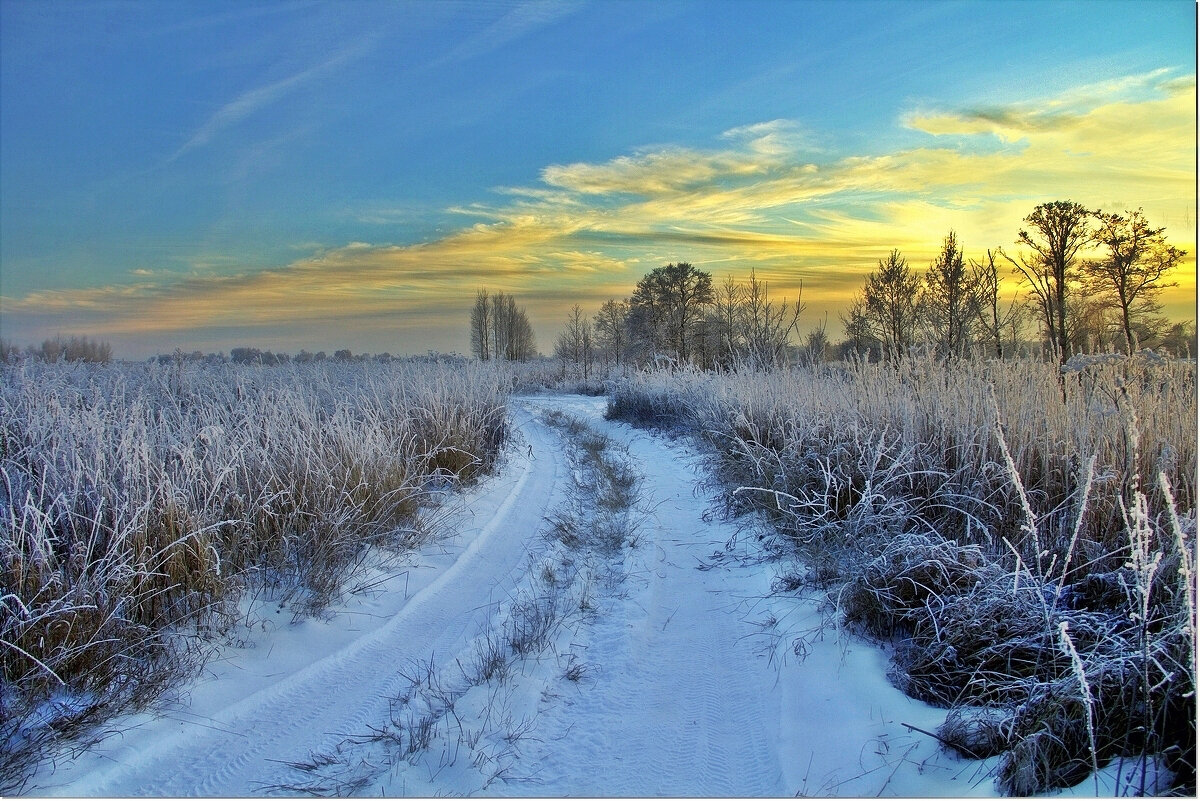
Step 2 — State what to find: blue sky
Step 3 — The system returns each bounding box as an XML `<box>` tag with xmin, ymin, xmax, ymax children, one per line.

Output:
<box><xmin>1</xmin><ymin>0</ymin><xmax>1194</xmax><ymax>358</ymax></box>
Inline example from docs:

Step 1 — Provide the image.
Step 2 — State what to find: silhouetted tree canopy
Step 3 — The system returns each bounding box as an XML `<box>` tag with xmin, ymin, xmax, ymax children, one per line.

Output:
<box><xmin>629</xmin><ymin>262</ymin><xmax>713</xmax><ymax>364</ymax></box>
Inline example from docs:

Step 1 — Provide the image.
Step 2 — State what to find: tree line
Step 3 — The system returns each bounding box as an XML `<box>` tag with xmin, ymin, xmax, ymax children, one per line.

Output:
<box><xmin>0</xmin><ymin>340</ymin><xmax>444</xmax><ymax>366</ymax></box>
<box><xmin>842</xmin><ymin>202</ymin><xmax>1189</xmax><ymax>364</ymax></box>
<box><xmin>547</xmin><ymin>262</ymin><xmax>805</xmax><ymax>375</ymax></box>
<box><xmin>469</xmin><ymin>289</ymin><xmax>537</xmax><ymax>362</ymax></box>
<box><xmin>530</xmin><ymin>200</ymin><xmax>1191</xmax><ymax>374</ymax></box>
<box><xmin>0</xmin><ymin>335</ymin><xmax>113</xmax><ymax>364</ymax></box>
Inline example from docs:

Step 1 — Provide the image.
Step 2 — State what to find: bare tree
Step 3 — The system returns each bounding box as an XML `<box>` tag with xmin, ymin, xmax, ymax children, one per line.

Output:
<box><xmin>705</xmin><ymin>275</ymin><xmax>745</xmax><ymax>370</ymax></box>
<box><xmin>1067</xmin><ymin>292</ymin><xmax>1119</xmax><ymax>353</ymax></box>
<box><xmin>506</xmin><ymin>296</ymin><xmax>537</xmax><ymax>361</ymax></box>
<box><xmin>1006</xmin><ymin>200</ymin><xmax>1094</xmax><ymax>362</ymax></box>
<box><xmin>971</xmin><ymin>247</ymin><xmax>1019</xmax><ymax>359</ymax></box>
<box><xmin>804</xmin><ymin>313</ymin><xmax>830</xmax><ymax>364</ymax></box>
<box><xmin>1086</xmin><ymin>208</ymin><xmax>1184</xmax><ymax>353</ymax></box>
<box><xmin>593</xmin><ymin>299</ymin><xmax>629</xmax><ymax>368</ymax></box>
<box><xmin>1004</xmin><ymin>305</ymin><xmax>1028</xmax><ymax>358</ymax></box>
<box><xmin>472</xmin><ymin>290</ymin><xmax>536</xmax><ymax>361</ymax></box>
<box><xmin>626</xmin><ymin>289</ymin><xmax>666</xmax><ymax>362</ymax></box>
<box><xmin>862</xmin><ymin>249</ymin><xmax>921</xmax><ymax>363</ymax></box>
<box><xmin>509</xmin><ymin>308</ymin><xmax>537</xmax><ymax>361</ymax></box>
<box><xmin>491</xmin><ymin>292</ymin><xmax>513</xmax><ymax>361</ymax></box>
<box><xmin>555</xmin><ymin>304</ymin><xmax>593</xmax><ymax>378</ymax></box>
<box><xmin>470</xmin><ymin>288</ymin><xmax>492</xmax><ymax>360</ymax></box>
<box><xmin>921</xmin><ymin>231</ymin><xmax>978</xmax><ymax>359</ymax></box>
<box><xmin>739</xmin><ymin>270</ymin><xmax>804</xmax><ymax>369</ymax></box>
<box><xmin>838</xmin><ymin>296</ymin><xmax>879</xmax><ymax>358</ymax></box>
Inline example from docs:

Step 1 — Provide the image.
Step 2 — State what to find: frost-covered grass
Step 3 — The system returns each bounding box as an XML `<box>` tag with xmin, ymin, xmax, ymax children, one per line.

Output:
<box><xmin>0</xmin><ymin>358</ymin><xmax>510</xmax><ymax>794</ymax></box>
<box><xmin>608</xmin><ymin>352</ymin><xmax>1196</xmax><ymax>795</ymax></box>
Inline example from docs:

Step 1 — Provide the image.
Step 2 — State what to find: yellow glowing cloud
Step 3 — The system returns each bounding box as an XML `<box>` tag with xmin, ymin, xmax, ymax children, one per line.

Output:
<box><xmin>538</xmin><ymin>119</ymin><xmax>805</xmax><ymax>197</ymax></box>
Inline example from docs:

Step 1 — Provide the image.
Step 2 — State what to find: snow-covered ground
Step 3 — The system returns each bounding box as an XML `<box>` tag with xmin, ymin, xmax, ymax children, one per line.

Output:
<box><xmin>29</xmin><ymin>395</ymin><xmax>1010</xmax><ymax>796</ymax></box>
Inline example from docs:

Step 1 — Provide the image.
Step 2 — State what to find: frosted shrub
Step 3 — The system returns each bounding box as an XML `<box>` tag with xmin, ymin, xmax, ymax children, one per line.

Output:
<box><xmin>0</xmin><ymin>358</ymin><xmax>511</xmax><ymax>792</ymax></box>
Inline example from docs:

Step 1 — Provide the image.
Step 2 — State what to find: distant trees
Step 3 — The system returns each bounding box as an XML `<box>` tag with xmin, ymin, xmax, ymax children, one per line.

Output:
<box><xmin>803</xmin><ymin>315</ymin><xmax>830</xmax><ymax>364</ymax></box>
<box><xmin>836</xmin><ymin>201</ymin><xmax>1187</xmax><ymax>361</ymax></box>
<box><xmin>469</xmin><ymin>289</ymin><xmax>536</xmax><ymax>361</ymax></box>
<box><xmin>838</xmin><ymin>297</ymin><xmax>879</xmax><ymax>358</ymax></box>
<box><xmin>972</xmin><ymin>248</ymin><xmax>1020</xmax><ymax>359</ymax></box>
<box><xmin>494</xmin><ymin>292</ymin><xmax>537</xmax><ymax>361</ymax></box>
<box><xmin>735</xmin><ymin>270</ymin><xmax>805</xmax><ymax>369</ymax></box>
<box><xmin>593</xmin><ymin>299</ymin><xmax>628</xmax><ymax>368</ymax></box>
<box><xmin>0</xmin><ymin>343</ymin><xmax>432</xmax><ymax>367</ymax></box>
<box><xmin>921</xmin><ymin>231</ymin><xmax>977</xmax><ymax>360</ymax></box>
<box><xmin>629</xmin><ymin>262</ymin><xmax>713</xmax><ymax>364</ymax></box>
<box><xmin>223</xmin><ymin>349</ymin><xmax>404</xmax><ymax>364</ymax></box>
<box><xmin>555</xmin><ymin>304</ymin><xmax>594</xmax><ymax>377</ymax></box>
<box><xmin>1086</xmin><ymin>208</ymin><xmax>1183</xmax><ymax>354</ymax></box>
<box><xmin>17</xmin><ymin>335</ymin><xmax>114</xmax><ymax>363</ymax></box>
<box><xmin>697</xmin><ymin>271</ymin><xmax>803</xmax><ymax>369</ymax></box>
<box><xmin>469</xmin><ymin>289</ymin><xmax>492</xmax><ymax>361</ymax></box>
<box><xmin>551</xmin><ymin>263</ymin><xmax>806</xmax><ymax>372</ymax></box>
<box><xmin>859</xmin><ymin>249</ymin><xmax>922</xmax><ymax>363</ymax></box>
<box><xmin>706</xmin><ymin>275</ymin><xmax>744</xmax><ymax>369</ymax></box>
<box><xmin>1006</xmin><ymin>200</ymin><xmax>1094</xmax><ymax>363</ymax></box>
<box><xmin>231</xmin><ymin>347</ymin><xmax>288</xmax><ymax>365</ymax></box>
<box><xmin>527</xmin><ymin>198</ymin><xmax>1190</xmax><ymax>374</ymax></box>
<box><xmin>1161</xmin><ymin>320</ymin><xmax>1198</xmax><ymax>357</ymax></box>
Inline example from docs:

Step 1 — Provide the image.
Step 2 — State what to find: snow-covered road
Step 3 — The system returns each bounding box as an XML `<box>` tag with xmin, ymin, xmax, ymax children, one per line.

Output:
<box><xmin>512</xmin><ymin>396</ymin><xmax>993</xmax><ymax>797</ymax></box>
<box><xmin>514</xmin><ymin>396</ymin><xmax>789</xmax><ymax>795</ymax></box>
<box><xmin>30</xmin><ymin>395</ymin><xmax>996</xmax><ymax>797</ymax></box>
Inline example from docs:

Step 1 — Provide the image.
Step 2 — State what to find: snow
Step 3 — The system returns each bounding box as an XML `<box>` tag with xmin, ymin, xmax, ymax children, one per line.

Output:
<box><xmin>27</xmin><ymin>395</ymin><xmax>1009</xmax><ymax>797</ymax></box>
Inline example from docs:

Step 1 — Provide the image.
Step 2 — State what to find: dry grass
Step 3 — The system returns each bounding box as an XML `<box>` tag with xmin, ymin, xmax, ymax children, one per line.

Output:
<box><xmin>608</xmin><ymin>351</ymin><xmax>1196</xmax><ymax>795</ymax></box>
<box><xmin>0</xmin><ymin>358</ymin><xmax>511</xmax><ymax>793</ymax></box>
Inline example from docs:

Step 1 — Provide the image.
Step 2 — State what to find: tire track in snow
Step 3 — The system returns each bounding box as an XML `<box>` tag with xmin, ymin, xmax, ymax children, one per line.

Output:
<box><xmin>34</xmin><ymin>403</ymin><xmax>567</xmax><ymax>798</ymax></box>
<box><xmin>514</xmin><ymin>397</ymin><xmax>788</xmax><ymax>796</ymax></box>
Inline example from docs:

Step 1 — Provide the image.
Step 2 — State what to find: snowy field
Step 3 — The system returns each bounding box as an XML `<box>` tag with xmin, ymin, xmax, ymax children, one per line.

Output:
<box><xmin>26</xmin><ymin>394</ymin><xmax>1134</xmax><ymax>797</ymax></box>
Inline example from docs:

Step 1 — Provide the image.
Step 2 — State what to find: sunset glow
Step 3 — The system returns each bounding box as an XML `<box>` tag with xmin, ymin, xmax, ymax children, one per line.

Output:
<box><xmin>1</xmin><ymin>0</ymin><xmax>1194</xmax><ymax>358</ymax></box>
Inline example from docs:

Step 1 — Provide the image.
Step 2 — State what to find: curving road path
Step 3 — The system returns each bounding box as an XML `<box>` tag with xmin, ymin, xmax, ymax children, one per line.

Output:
<box><xmin>32</xmin><ymin>395</ymin><xmax>986</xmax><ymax>797</ymax></box>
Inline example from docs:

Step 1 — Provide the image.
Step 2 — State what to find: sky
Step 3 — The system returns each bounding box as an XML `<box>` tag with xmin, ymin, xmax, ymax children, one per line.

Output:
<box><xmin>0</xmin><ymin>0</ymin><xmax>1195</xmax><ymax>359</ymax></box>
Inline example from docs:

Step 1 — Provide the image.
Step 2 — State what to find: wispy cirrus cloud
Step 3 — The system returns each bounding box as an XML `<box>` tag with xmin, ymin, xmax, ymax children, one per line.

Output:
<box><xmin>427</xmin><ymin>0</ymin><xmax>585</xmax><ymax>70</ymax></box>
<box><xmin>6</xmin><ymin>69</ymin><xmax>1194</xmax><ymax>355</ymax></box>
<box><xmin>905</xmin><ymin>68</ymin><xmax>1192</xmax><ymax>142</ymax></box>
<box><xmin>168</xmin><ymin>36</ymin><xmax>377</xmax><ymax>162</ymax></box>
